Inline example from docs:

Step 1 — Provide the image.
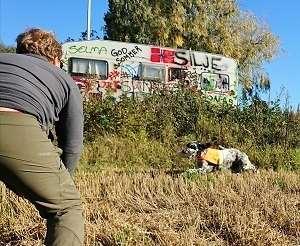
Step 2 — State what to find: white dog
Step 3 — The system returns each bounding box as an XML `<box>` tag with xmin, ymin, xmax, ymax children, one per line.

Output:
<box><xmin>180</xmin><ymin>141</ymin><xmax>257</xmax><ymax>174</ymax></box>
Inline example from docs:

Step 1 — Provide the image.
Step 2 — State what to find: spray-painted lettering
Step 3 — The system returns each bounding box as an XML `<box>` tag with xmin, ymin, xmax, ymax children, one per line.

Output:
<box><xmin>150</xmin><ymin>48</ymin><xmax>175</xmax><ymax>63</ymax></box>
<box><xmin>62</xmin><ymin>40</ymin><xmax>237</xmax><ymax>103</ymax></box>
<box><xmin>150</xmin><ymin>48</ymin><xmax>224</xmax><ymax>72</ymax></box>
<box><xmin>112</xmin><ymin>46</ymin><xmax>142</xmax><ymax>65</ymax></box>
<box><xmin>68</xmin><ymin>45</ymin><xmax>107</xmax><ymax>55</ymax></box>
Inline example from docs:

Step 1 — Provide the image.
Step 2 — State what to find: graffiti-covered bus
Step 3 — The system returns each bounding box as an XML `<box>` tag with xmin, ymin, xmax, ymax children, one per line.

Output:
<box><xmin>62</xmin><ymin>40</ymin><xmax>238</xmax><ymax>103</ymax></box>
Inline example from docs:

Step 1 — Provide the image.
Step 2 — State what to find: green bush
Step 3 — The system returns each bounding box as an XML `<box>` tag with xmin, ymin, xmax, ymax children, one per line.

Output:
<box><xmin>82</xmin><ymin>89</ymin><xmax>300</xmax><ymax>171</ymax></box>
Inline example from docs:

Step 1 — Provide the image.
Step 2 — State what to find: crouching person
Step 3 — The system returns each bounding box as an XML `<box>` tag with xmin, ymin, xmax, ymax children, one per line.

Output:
<box><xmin>0</xmin><ymin>28</ymin><xmax>84</xmax><ymax>245</ymax></box>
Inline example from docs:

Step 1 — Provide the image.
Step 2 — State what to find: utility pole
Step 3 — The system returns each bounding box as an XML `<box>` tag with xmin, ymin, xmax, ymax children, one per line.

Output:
<box><xmin>86</xmin><ymin>0</ymin><xmax>92</xmax><ymax>40</ymax></box>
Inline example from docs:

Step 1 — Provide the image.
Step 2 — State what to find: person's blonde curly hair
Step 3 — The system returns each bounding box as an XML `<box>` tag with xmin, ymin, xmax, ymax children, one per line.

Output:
<box><xmin>16</xmin><ymin>28</ymin><xmax>62</xmax><ymax>63</ymax></box>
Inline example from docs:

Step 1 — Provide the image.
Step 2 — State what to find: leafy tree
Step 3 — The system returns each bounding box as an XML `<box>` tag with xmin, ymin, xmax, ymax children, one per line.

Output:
<box><xmin>104</xmin><ymin>0</ymin><xmax>279</xmax><ymax>92</ymax></box>
<box><xmin>65</xmin><ymin>30</ymin><xmax>101</xmax><ymax>42</ymax></box>
<box><xmin>0</xmin><ymin>43</ymin><xmax>16</xmax><ymax>53</ymax></box>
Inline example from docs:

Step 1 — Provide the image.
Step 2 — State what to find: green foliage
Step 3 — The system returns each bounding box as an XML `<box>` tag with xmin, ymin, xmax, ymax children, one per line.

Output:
<box><xmin>0</xmin><ymin>43</ymin><xmax>16</xmax><ymax>53</ymax></box>
<box><xmin>82</xmin><ymin>90</ymin><xmax>300</xmax><ymax>171</ymax></box>
<box><xmin>104</xmin><ymin>0</ymin><xmax>279</xmax><ymax>91</ymax></box>
<box><xmin>80</xmin><ymin>133</ymin><xmax>189</xmax><ymax>172</ymax></box>
<box><xmin>64</xmin><ymin>29</ymin><xmax>101</xmax><ymax>42</ymax></box>
<box><xmin>83</xmin><ymin>96</ymin><xmax>117</xmax><ymax>141</ymax></box>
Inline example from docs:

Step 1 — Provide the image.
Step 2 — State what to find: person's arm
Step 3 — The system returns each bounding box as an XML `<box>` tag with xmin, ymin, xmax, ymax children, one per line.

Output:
<box><xmin>55</xmin><ymin>82</ymin><xmax>84</xmax><ymax>175</ymax></box>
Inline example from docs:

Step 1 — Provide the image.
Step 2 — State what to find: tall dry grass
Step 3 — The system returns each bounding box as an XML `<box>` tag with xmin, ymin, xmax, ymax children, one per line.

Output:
<box><xmin>1</xmin><ymin>170</ymin><xmax>299</xmax><ymax>245</ymax></box>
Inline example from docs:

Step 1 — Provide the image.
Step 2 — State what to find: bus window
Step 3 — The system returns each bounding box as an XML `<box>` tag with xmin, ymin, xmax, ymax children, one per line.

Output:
<box><xmin>139</xmin><ymin>63</ymin><xmax>165</xmax><ymax>81</ymax></box>
<box><xmin>70</xmin><ymin>58</ymin><xmax>108</xmax><ymax>79</ymax></box>
<box><xmin>168</xmin><ymin>67</ymin><xmax>187</xmax><ymax>81</ymax></box>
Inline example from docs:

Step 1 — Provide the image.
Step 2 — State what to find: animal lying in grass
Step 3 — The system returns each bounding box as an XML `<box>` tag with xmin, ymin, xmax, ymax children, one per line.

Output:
<box><xmin>180</xmin><ymin>141</ymin><xmax>257</xmax><ymax>174</ymax></box>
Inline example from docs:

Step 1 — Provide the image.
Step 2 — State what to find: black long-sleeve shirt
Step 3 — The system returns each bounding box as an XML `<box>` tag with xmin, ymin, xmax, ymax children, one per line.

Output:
<box><xmin>0</xmin><ymin>53</ymin><xmax>83</xmax><ymax>171</ymax></box>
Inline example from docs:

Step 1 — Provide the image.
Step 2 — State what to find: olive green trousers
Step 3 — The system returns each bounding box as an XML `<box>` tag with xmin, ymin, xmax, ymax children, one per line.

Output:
<box><xmin>0</xmin><ymin>112</ymin><xmax>84</xmax><ymax>245</ymax></box>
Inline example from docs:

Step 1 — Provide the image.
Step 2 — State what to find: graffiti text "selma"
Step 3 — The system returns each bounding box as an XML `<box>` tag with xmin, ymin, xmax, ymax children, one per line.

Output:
<box><xmin>67</xmin><ymin>45</ymin><xmax>108</xmax><ymax>55</ymax></box>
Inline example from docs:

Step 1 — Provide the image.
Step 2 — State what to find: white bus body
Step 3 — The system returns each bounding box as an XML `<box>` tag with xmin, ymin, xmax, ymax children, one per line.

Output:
<box><xmin>62</xmin><ymin>40</ymin><xmax>238</xmax><ymax>103</ymax></box>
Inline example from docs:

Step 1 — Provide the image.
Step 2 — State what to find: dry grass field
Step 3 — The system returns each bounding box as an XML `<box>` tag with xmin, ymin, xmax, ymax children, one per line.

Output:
<box><xmin>0</xmin><ymin>169</ymin><xmax>299</xmax><ymax>246</ymax></box>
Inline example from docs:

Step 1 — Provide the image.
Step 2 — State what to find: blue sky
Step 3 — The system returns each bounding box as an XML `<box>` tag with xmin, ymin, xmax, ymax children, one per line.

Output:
<box><xmin>0</xmin><ymin>0</ymin><xmax>299</xmax><ymax>108</ymax></box>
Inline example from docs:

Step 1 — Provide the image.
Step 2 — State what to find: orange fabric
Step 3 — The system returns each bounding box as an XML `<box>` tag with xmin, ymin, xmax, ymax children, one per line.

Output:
<box><xmin>197</xmin><ymin>148</ymin><xmax>222</xmax><ymax>165</ymax></box>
